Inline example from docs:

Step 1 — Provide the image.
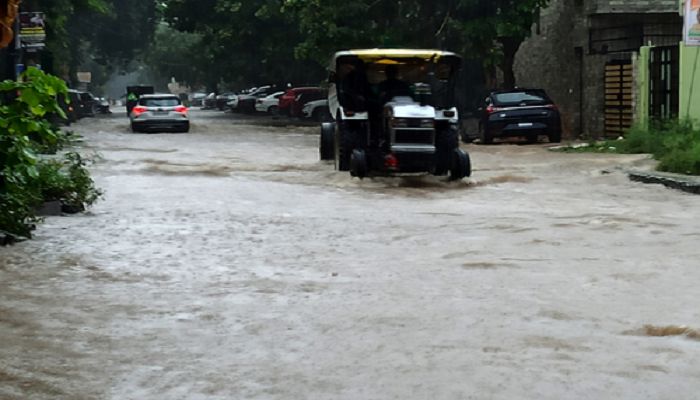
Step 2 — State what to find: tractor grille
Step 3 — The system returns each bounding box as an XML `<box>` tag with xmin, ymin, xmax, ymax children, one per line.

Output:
<box><xmin>394</xmin><ymin>128</ymin><xmax>434</xmax><ymax>145</ymax></box>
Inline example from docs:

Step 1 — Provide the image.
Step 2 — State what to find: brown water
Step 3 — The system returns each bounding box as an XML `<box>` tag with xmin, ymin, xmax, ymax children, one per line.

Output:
<box><xmin>1</xmin><ymin>109</ymin><xmax>699</xmax><ymax>399</ymax></box>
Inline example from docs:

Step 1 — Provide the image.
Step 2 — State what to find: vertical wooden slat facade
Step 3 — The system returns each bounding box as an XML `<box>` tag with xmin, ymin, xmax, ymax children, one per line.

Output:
<box><xmin>650</xmin><ymin>46</ymin><xmax>679</xmax><ymax>120</ymax></box>
<box><xmin>604</xmin><ymin>61</ymin><xmax>634</xmax><ymax>136</ymax></box>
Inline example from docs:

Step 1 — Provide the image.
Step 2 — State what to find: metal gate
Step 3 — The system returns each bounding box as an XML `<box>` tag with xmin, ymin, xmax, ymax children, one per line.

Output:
<box><xmin>604</xmin><ymin>60</ymin><xmax>633</xmax><ymax>136</ymax></box>
<box><xmin>650</xmin><ymin>46</ymin><xmax>679</xmax><ymax>120</ymax></box>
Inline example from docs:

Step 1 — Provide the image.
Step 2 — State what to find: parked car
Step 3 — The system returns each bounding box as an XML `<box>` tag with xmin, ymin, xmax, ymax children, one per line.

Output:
<box><xmin>49</xmin><ymin>90</ymin><xmax>79</xmax><ymax>126</ymax></box>
<box><xmin>76</xmin><ymin>91</ymin><xmax>98</xmax><ymax>118</ymax></box>
<box><xmin>476</xmin><ymin>88</ymin><xmax>562</xmax><ymax>144</ymax></box>
<box><xmin>236</xmin><ymin>86</ymin><xmax>275</xmax><ymax>113</ymax></box>
<box><xmin>216</xmin><ymin>93</ymin><xmax>236</xmax><ymax>110</ymax></box>
<box><xmin>202</xmin><ymin>92</ymin><xmax>217</xmax><ymax>109</ymax></box>
<box><xmin>226</xmin><ymin>95</ymin><xmax>239</xmax><ymax>111</ymax></box>
<box><xmin>302</xmin><ymin>99</ymin><xmax>331</xmax><ymax>121</ymax></box>
<box><xmin>279</xmin><ymin>87</ymin><xmax>325</xmax><ymax>117</ymax></box>
<box><xmin>189</xmin><ymin>92</ymin><xmax>207</xmax><ymax>107</ymax></box>
<box><xmin>96</xmin><ymin>97</ymin><xmax>111</xmax><ymax>114</ymax></box>
<box><xmin>129</xmin><ymin>94</ymin><xmax>190</xmax><ymax>133</ymax></box>
<box><xmin>255</xmin><ymin>91</ymin><xmax>285</xmax><ymax>114</ymax></box>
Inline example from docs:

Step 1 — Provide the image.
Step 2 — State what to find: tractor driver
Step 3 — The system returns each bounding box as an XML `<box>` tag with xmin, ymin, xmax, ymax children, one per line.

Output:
<box><xmin>378</xmin><ymin>64</ymin><xmax>412</xmax><ymax>104</ymax></box>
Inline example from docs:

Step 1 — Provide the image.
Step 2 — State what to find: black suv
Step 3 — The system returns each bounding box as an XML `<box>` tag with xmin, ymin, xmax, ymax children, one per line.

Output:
<box><xmin>476</xmin><ymin>89</ymin><xmax>562</xmax><ymax>144</ymax></box>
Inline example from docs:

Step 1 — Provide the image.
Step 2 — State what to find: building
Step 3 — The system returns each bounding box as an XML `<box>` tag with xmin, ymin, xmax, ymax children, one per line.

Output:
<box><xmin>515</xmin><ymin>0</ymin><xmax>683</xmax><ymax>138</ymax></box>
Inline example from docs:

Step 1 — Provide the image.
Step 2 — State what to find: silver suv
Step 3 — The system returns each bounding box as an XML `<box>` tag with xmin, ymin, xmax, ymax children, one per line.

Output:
<box><xmin>130</xmin><ymin>94</ymin><xmax>190</xmax><ymax>133</ymax></box>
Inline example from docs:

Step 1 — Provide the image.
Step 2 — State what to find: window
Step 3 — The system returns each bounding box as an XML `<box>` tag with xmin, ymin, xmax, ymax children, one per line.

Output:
<box><xmin>140</xmin><ymin>98</ymin><xmax>180</xmax><ymax>107</ymax></box>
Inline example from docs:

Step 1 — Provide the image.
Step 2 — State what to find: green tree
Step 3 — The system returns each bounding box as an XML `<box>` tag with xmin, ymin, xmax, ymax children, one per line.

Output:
<box><xmin>163</xmin><ymin>0</ymin><xmax>322</xmax><ymax>89</ymax></box>
<box><xmin>22</xmin><ymin>0</ymin><xmax>157</xmax><ymax>86</ymax></box>
<box><xmin>450</xmin><ymin>0</ymin><xmax>550</xmax><ymax>89</ymax></box>
<box><xmin>285</xmin><ymin>0</ymin><xmax>549</xmax><ymax>88</ymax></box>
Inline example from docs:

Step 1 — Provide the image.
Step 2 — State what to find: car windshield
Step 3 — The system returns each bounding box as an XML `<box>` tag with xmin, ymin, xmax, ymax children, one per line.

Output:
<box><xmin>141</xmin><ymin>98</ymin><xmax>180</xmax><ymax>107</ymax></box>
<box><xmin>493</xmin><ymin>90</ymin><xmax>550</xmax><ymax>106</ymax></box>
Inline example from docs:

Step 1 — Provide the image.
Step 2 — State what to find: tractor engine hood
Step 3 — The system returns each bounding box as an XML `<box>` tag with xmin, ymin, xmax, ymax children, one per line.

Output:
<box><xmin>386</xmin><ymin>97</ymin><xmax>435</xmax><ymax>120</ymax></box>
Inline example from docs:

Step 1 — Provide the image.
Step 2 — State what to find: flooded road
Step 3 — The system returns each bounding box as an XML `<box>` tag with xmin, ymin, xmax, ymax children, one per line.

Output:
<box><xmin>2</xmin><ymin>109</ymin><xmax>699</xmax><ymax>399</ymax></box>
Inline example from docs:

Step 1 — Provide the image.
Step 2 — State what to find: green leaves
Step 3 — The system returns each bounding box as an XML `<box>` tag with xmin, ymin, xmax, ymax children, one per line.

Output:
<box><xmin>0</xmin><ymin>67</ymin><xmax>87</xmax><ymax>241</ymax></box>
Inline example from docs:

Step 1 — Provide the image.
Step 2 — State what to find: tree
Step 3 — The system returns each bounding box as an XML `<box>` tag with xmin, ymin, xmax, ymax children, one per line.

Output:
<box><xmin>450</xmin><ymin>0</ymin><xmax>550</xmax><ymax>89</ymax></box>
<box><xmin>163</xmin><ymin>0</ymin><xmax>322</xmax><ymax>90</ymax></box>
<box><xmin>21</xmin><ymin>0</ymin><xmax>157</xmax><ymax>86</ymax></box>
<box><xmin>285</xmin><ymin>0</ymin><xmax>549</xmax><ymax>89</ymax></box>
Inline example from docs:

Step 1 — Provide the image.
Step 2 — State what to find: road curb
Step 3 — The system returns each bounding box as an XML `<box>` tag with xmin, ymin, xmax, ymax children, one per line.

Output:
<box><xmin>628</xmin><ymin>170</ymin><xmax>700</xmax><ymax>195</ymax></box>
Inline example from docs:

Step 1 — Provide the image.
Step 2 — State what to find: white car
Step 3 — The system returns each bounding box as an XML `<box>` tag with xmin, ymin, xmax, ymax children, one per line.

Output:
<box><xmin>226</xmin><ymin>95</ymin><xmax>239</xmax><ymax>110</ymax></box>
<box><xmin>302</xmin><ymin>99</ymin><xmax>331</xmax><ymax>121</ymax></box>
<box><xmin>130</xmin><ymin>94</ymin><xmax>190</xmax><ymax>133</ymax></box>
<box><xmin>255</xmin><ymin>91</ymin><xmax>284</xmax><ymax>114</ymax></box>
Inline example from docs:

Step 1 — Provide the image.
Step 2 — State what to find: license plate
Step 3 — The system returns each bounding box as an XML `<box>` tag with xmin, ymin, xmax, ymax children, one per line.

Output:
<box><xmin>153</xmin><ymin>111</ymin><xmax>168</xmax><ymax>116</ymax></box>
<box><xmin>518</xmin><ymin>122</ymin><xmax>533</xmax><ymax>127</ymax></box>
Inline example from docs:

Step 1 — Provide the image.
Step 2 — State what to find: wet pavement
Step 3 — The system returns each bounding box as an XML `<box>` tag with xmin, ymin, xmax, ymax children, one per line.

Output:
<box><xmin>1</xmin><ymin>109</ymin><xmax>699</xmax><ymax>399</ymax></box>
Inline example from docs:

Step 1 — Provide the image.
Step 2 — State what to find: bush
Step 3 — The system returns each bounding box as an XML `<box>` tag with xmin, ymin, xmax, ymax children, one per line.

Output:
<box><xmin>1</xmin><ymin>67</ymin><xmax>101</xmax><ymax>241</ymax></box>
<box><xmin>555</xmin><ymin>119</ymin><xmax>700</xmax><ymax>176</ymax></box>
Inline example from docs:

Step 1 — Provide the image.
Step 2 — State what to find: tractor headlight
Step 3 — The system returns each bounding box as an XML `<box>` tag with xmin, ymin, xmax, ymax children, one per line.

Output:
<box><xmin>391</xmin><ymin>118</ymin><xmax>409</xmax><ymax>128</ymax></box>
<box><xmin>420</xmin><ymin>119</ymin><xmax>435</xmax><ymax>128</ymax></box>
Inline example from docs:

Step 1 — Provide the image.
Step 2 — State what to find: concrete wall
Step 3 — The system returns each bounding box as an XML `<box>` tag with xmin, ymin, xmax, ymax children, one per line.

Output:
<box><xmin>514</xmin><ymin>0</ymin><xmax>586</xmax><ymax>138</ymax></box>
<box><xmin>515</xmin><ymin>0</ymin><xmax>682</xmax><ymax>138</ymax></box>
<box><xmin>590</xmin><ymin>0</ymin><xmax>679</xmax><ymax>14</ymax></box>
<box><xmin>515</xmin><ymin>0</ymin><xmax>613</xmax><ymax>138</ymax></box>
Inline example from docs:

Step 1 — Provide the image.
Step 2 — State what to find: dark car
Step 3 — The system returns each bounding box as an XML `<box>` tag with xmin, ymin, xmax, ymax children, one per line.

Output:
<box><xmin>476</xmin><ymin>89</ymin><xmax>561</xmax><ymax>144</ymax></box>
<box><xmin>278</xmin><ymin>87</ymin><xmax>325</xmax><ymax>117</ymax></box>
<box><xmin>76</xmin><ymin>91</ymin><xmax>98</xmax><ymax>118</ymax></box>
<box><xmin>49</xmin><ymin>90</ymin><xmax>79</xmax><ymax>126</ymax></box>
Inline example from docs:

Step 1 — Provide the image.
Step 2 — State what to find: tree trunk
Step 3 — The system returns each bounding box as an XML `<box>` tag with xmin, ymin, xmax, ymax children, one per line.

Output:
<box><xmin>499</xmin><ymin>37</ymin><xmax>522</xmax><ymax>90</ymax></box>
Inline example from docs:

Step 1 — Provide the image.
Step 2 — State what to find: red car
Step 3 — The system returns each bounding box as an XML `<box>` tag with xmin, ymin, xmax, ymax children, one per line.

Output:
<box><xmin>278</xmin><ymin>87</ymin><xmax>326</xmax><ymax>117</ymax></box>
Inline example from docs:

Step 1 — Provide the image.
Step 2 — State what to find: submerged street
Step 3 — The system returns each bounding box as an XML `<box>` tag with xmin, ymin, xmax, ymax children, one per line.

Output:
<box><xmin>1</xmin><ymin>109</ymin><xmax>699</xmax><ymax>399</ymax></box>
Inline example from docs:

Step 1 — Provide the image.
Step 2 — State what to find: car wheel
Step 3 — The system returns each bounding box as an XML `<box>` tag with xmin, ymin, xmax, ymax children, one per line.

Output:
<box><xmin>320</xmin><ymin>122</ymin><xmax>335</xmax><ymax>161</ymax></box>
<box><xmin>130</xmin><ymin>123</ymin><xmax>139</xmax><ymax>133</ymax></box>
<box><xmin>313</xmin><ymin>108</ymin><xmax>331</xmax><ymax>122</ymax></box>
<box><xmin>548</xmin><ymin>131</ymin><xmax>561</xmax><ymax>143</ymax></box>
<box><xmin>350</xmin><ymin>149</ymin><xmax>368</xmax><ymax>179</ymax></box>
<box><xmin>526</xmin><ymin>133</ymin><xmax>538</xmax><ymax>144</ymax></box>
<box><xmin>449</xmin><ymin>148</ymin><xmax>471</xmax><ymax>180</ymax></box>
<box><xmin>181</xmin><ymin>123</ymin><xmax>190</xmax><ymax>133</ymax></box>
<box><xmin>335</xmin><ymin>121</ymin><xmax>355</xmax><ymax>172</ymax></box>
<box><xmin>269</xmin><ymin>106</ymin><xmax>279</xmax><ymax>115</ymax></box>
<box><xmin>434</xmin><ymin>127</ymin><xmax>459</xmax><ymax>175</ymax></box>
<box><xmin>480</xmin><ymin>124</ymin><xmax>493</xmax><ymax>145</ymax></box>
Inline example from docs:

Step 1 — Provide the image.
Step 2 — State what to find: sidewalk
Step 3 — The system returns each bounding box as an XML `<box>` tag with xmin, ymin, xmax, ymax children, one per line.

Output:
<box><xmin>629</xmin><ymin>170</ymin><xmax>700</xmax><ymax>194</ymax></box>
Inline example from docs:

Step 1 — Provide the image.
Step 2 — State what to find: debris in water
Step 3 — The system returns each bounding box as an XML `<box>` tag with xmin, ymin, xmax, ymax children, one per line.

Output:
<box><xmin>626</xmin><ymin>325</ymin><xmax>700</xmax><ymax>341</ymax></box>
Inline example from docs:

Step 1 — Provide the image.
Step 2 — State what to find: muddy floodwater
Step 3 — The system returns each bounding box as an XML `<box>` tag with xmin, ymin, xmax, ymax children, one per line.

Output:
<box><xmin>2</xmin><ymin>109</ymin><xmax>699</xmax><ymax>399</ymax></box>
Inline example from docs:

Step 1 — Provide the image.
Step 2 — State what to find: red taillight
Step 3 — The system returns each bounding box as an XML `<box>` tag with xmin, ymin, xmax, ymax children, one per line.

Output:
<box><xmin>384</xmin><ymin>154</ymin><xmax>399</xmax><ymax>169</ymax></box>
<box><xmin>486</xmin><ymin>105</ymin><xmax>503</xmax><ymax>114</ymax></box>
<box><xmin>132</xmin><ymin>106</ymin><xmax>147</xmax><ymax>116</ymax></box>
<box><xmin>174</xmin><ymin>105</ymin><xmax>188</xmax><ymax>114</ymax></box>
